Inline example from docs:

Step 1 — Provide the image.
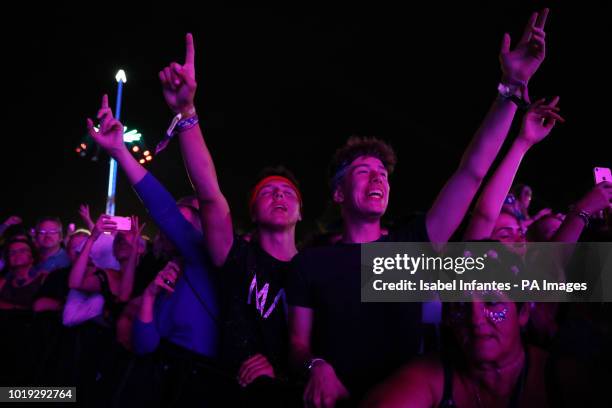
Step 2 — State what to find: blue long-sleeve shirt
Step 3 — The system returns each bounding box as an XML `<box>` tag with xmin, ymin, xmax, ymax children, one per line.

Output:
<box><xmin>132</xmin><ymin>172</ymin><xmax>219</xmax><ymax>357</ymax></box>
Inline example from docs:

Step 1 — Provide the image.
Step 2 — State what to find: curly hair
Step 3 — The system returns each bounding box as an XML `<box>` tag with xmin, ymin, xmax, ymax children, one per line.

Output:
<box><xmin>328</xmin><ymin>136</ymin><xmax>397</xmax><ymax>190</ymax></box>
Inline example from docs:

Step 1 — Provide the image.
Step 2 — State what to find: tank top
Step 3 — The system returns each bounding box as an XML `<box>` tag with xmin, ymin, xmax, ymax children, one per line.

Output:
<box><xmin>439</xmin><ymin>350</ymin><xmax>529</xmax><ymax>408</ymax></box>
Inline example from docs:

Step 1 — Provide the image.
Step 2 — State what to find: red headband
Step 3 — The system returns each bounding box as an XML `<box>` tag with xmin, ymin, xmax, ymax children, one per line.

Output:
<box><xmin>249</xmin><ymin>176</ymin><xmax>302</xmax><ymax>211</ymax></box>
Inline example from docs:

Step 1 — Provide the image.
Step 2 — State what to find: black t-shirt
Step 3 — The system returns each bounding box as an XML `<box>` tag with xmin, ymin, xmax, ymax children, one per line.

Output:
<box><xmin>220</xmin><ymin>237</ymin><xmax>290</xmax><ymax>376</ymax></box>
<box><xmin>287</xmin><ymin>217</ymin><xmax>430</xmax><ymax>395</ymax></box>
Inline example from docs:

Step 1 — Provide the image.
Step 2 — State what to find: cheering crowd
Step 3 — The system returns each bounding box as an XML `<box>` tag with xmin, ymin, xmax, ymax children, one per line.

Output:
<box><xmin>1</xmin><ymin>8</ymin><xmax>611</xmax><ymax>407</ymax></box>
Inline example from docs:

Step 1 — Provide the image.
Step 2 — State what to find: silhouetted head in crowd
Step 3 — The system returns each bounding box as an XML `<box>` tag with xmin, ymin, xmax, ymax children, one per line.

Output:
<box><xmin>492</xmin><ymin>209</ymin><xmax>526</xmax><ymax>256</ymax></box>
<box><xmin>35</xmin><ymin>217</ymin><xmax>63</xmax><ymax>257</ymax></box>
<box><xmin>512</xmin><ymin>184</ymin><xmax>533</xmax><ymax>215</ymax></box>
<box><xmin>152</xmin><ymin>231</ymin><xmax>177</xmax><ymax>260</ymax></box>
<box><xmin>329</xmin><ymin>136</ymin><xmax>396</xmax><ymax>222</ymax></box>
<box><xmin>248</xmin><ymin>166</ymin><xmax>302</xmax><ymax>232</ymax></box>
<box><xmin>113</xmin><ymin>230</ymin><xmax>146</xmax><ymax>263</ymax></box>
<box><xmin>150</xmin><ymin>197</ymin><xmax>202</xmax><ymax>261</ymax></box>
<box><xmin>2</xmin><ymin>224</ymin><xmax>29</xmax><ymax>242</ymax></box>
<box><xmin>66</xmin><ymin>230</ymin><xmax>91</xmax><ymax>263</ymax></box>
<box><xmin>3</xmin><ymin>238</ymin><xmax>37</xmax><ymax>272</ymax></box>
<box><xmin>527</xmin><ymin>213</ymin><xmax>564</xmax><ymax>242</ymax></box>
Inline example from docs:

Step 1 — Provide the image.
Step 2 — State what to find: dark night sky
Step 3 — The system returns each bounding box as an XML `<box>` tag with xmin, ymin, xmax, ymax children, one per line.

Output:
<box><xmin>1</xmin><ymin>3</ymin><xmax>610</xmax><ymax>239</ymax></box>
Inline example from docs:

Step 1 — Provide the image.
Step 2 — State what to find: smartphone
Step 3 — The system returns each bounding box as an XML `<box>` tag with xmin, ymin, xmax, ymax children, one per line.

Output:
<box><xmin>594</xmin><ymin>167</ymin><xmax>612</xmax><ymax>184</ymax></box>
<box><xmin>594</xmin><ymin>167</ymin><xmax>612</xmax><ymax>221</ymax></box>
<box><xmin>108</xmin><ymin>215</ymin><xmax>131</xmax><ymax>231</ymax></box>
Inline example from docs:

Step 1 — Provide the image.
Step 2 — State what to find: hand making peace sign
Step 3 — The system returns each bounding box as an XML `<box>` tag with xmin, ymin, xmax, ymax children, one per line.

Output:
<box><xmin>500</xmin><ymin>8</ymin><xmax>549</xmax><ymax>86</ymax></box>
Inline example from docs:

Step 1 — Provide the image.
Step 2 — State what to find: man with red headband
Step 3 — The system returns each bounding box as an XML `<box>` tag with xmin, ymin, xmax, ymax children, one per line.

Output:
<box><xmin>157</xmin><ymin>34</ymin><xmax>301</xmax><ymax>404</ymax></box>
<box><xmin>287</xmin><ymin>9</ymin><xmax>552</xmax><ymax>407</ymax></box>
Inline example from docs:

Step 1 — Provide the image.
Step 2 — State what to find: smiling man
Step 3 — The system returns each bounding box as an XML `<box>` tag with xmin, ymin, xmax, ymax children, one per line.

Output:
<box><xmin>31</xmin><ymin>217</ymin><xmax>71</xmax><ymax>278</ymax></box>
<box><xmin>287</xmin><ymin>135</ymin><xmax>511</xmax><ymax>406</ymax></box>
<box><xmin>287</xmin><ymin>8</ymin><xmax>552</xmax><ymax>405</ymax></box>
<box><xmin>287</xmin><ymin>137</ymin><xmax>430</xmax><ymax>406</ymax></box>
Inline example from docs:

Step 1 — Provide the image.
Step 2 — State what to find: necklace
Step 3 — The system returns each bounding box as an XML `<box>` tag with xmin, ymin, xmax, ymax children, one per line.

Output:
<box><xmin>469</xmin><ymin>350</ymin><xmax>526</xmax><ymax>408</ymax></box>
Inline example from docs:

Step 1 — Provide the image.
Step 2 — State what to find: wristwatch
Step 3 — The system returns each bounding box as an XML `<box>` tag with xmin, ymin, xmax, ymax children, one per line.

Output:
<box><xmin>497</xmin><ymin>82</ymin><xmax>530</xmax><ymax>110</ymax></box>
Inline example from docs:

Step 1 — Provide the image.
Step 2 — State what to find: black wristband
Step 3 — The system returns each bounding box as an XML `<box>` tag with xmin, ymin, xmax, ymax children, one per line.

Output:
<box><xmin>507</xmin><ymin>94</ymin><xmax>531</xmax><ymax>110</ymax></box>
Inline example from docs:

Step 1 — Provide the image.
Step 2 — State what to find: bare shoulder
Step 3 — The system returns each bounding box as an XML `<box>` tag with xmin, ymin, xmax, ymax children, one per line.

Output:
<box><xmin>361</xmin><ymin>355</ymin><xmax>444</xmax><ymax>408</ymax></box>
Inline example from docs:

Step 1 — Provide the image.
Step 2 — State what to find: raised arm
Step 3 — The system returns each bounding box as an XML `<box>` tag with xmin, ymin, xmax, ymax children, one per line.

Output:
<box><xmin>133</xmin><ymin>261</ymin><xmax>179</xmax><ymax>354</ymax></box>
<box><xmin>87</xmin><ymin>94</ymin><xmax>147</xmax><ymax>185</ymax></box>
<box><xmin>464</xmin><ymin>98</ymin><xmax>563</xmax><ymax>240</ymax></box>
<box><xmin>78</xmin><ymin>204</ymin><xmax>95</xmax><ymax>231</ymax></box>
<box><xmin>68</xmin><ymin>215</ymin><xmax>117</xmax><ymax>292</ymax></box>
<box><xmin>158</xmin><ymin>34</ymin><xmax>233</xmax><ymax>267</ymax></box>
<box><xmin>117</xmin><ymin>216</ymin><xmax>145</xmax><ymax>302</ymax></box>
<box><xmin>551</xmin><ymin>182</ymin><xmax>612</xmax><ymax>242</ymax></box>
<box><xmin>426</xmin><ymin>9</ymin><xmax>550</xmax><ymax>243</ymax></box>
<box><xmin>89</xmin><ymin>95</ymin><xmax>204</xmax><ymax>264</ymax></box>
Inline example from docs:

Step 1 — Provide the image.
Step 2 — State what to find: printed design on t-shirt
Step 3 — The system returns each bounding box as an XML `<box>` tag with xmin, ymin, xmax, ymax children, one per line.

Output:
<box><xmin>247</xmin><ymin>274</ymin><xmax>286</xmax><ymax>319</ymax></box>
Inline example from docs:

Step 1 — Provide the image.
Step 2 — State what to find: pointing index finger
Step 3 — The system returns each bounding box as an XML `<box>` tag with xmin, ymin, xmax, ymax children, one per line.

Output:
<box><xmin>185</xmin><ymin>33</ymin><xmax>195</xmax><ymax>66</ymax></box>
